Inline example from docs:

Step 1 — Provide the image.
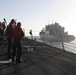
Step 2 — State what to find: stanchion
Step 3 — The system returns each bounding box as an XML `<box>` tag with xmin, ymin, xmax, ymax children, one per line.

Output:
<box><xmin>60</xmin><ymin>35</ymin><xmax>65</xmax><ymax>51</ymax></box>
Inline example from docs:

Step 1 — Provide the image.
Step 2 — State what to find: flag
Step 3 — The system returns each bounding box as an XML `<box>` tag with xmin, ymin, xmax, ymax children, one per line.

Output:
<box><xmin>3</xmin><ymin>18</ymin><xmax>6</xmax><ymax>23</ymax></box>
<box><xmin>29</xmin><ymin>30</ymin><xmax>32</xmax><ymax>35</ymax></box>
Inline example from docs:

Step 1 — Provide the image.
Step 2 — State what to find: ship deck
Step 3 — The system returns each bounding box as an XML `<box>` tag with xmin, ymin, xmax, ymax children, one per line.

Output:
<box><xmin>0</xmin><ymin>39</ymin><xmax>76</xmax><ymax>75</ymax></box>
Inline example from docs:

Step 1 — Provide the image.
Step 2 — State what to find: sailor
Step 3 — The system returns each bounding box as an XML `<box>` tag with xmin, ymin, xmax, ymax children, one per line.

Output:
<box><xmin>12</xmin><ymin>22</ymin><xmax>24</xmax><ymax>63</ymax></box>
<box><xmin>6</xmin><ymin>19</ymin><xmax>16</xmax><ymax>59</ymax></box>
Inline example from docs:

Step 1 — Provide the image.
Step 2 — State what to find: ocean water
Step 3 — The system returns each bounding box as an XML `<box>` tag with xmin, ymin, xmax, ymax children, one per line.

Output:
<box><xmin>49</xmin><ymin>41</ymin><xmax>76</xmax><ymax>54</ymax></box>
<box><xmin>47</xmin><ymin>39</ymin><xmax>76</xmax><ymax>54</ymax></box>
<box><xmin>27</xmin><ymin>36</ymin><xmax>76</xmax><ymax>54</ymax></box>
<box><xmin>64</xmin><ymin>39</ymin><xmax>76</xmax><ymax>54</ymax></box>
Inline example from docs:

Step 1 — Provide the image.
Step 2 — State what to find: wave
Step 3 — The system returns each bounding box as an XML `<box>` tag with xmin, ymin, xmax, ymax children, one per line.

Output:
<box><xmin>26</xmin><ymin>36</ymin><xmax>76</xmax><ymax>54</ymax></box>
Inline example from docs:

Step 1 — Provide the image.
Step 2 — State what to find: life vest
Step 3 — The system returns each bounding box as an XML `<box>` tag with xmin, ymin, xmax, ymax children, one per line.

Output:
<box><xmin>14</xmin><ymin>27</ymin><xmax>22</xmax><ymax>39</ymax></box>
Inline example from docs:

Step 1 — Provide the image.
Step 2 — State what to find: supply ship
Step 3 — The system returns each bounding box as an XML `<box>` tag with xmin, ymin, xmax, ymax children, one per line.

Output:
<box><xmin>39</xmin><ymin>22</ymin><xmax>75</xmax><ymax>42</ymax></box>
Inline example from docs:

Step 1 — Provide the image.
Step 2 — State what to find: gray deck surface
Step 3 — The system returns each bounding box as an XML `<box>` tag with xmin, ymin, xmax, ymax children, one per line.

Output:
<box><xmin>0</xmin><ymin>39</ymin><xmax>76</xmax><ymax>75</ymax></box>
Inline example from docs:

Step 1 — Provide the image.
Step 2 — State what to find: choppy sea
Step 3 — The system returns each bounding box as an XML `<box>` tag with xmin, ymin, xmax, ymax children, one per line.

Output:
<box><xmin>27</xmin><ymin>36</ymin><xmax>76</xmax><ymax>54</ymax></box>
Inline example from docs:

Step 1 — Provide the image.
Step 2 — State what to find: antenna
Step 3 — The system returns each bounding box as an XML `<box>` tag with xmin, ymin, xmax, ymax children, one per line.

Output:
<box><xmin>55</xmin><ymin>19</ymin><xmax>56</xmax><ymax>23</ymax></box>
<box><xmin>52</xmin><ymin>19</ymin><xmax>53</xmax><ymax>24</ymax></box>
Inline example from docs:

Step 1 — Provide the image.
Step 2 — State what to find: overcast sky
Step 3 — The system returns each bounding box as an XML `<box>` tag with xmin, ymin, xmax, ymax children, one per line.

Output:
<box><xmin>0</xmin><ymin>0</ymin><xmax>76</xmax><ymax>36</ymax></box>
